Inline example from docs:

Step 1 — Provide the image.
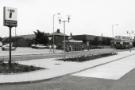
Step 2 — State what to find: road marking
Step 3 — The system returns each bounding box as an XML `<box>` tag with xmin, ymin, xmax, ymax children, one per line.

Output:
<box><xmin>72</xmin><ymin>55</ymin><xmax>135</xmax><ymax>80</ymax></box>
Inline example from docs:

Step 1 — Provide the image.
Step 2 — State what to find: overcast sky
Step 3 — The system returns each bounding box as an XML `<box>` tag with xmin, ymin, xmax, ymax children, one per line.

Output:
<box><xmin>0</xmin><ymin>0</ymin><xmax>135</xmax><ymax>37</ymax></box>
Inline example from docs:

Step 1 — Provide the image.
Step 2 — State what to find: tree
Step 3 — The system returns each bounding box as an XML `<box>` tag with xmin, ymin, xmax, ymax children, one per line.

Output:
<box><xmin>92</xmin><ymin>37</ymin><xmax>99</xmax><ymax>46</ymax></box>
<box><xmin>102</xmin><ymin>38</ymin><xmax>111</xmax><ymax>45</ymax></box>
<box><xmin>34</xmin><ymin>30</ymin><xmax>49</xmax><ymax>45</ymax></box>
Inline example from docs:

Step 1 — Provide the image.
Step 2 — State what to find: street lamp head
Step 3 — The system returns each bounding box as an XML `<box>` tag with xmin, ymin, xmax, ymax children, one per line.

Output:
<box><xmin>127</xmin><ymin>31</ymin><xmax>129</xmax><ymax>34</ymax></box>
<box><xmin>59</xmin><ymin>19</ymin><xmax>61</xmax><ymax>24</ymax></box>
<box><xmin>57</xmin><ymin>13</ymin><xmax>61</xmax><ymax>15</ymax></box>
<box><xmin>68</xmin><ymin>16</ymin><xmax>70</xmax><ymax>23</ymax></box>
<box><xmin>132</xmin><ymin>30</ymin><xmax>134</xmax><ymax>34</ymax></box>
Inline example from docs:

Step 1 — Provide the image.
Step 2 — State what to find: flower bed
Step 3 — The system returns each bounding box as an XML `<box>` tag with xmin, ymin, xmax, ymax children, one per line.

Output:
<box><xmin>59</xmin><ymin>52</ymin><xmax>117</xmax><ymax>62</ymax></box>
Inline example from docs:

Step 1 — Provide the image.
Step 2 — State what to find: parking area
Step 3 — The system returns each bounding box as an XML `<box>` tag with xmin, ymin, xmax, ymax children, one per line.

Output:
<box><xmin>0</xmin><ymin>47</ymin><xmax>63</xmax><ymax>57</ymax></box>
<box><xmin>0</xmin><ymin>47</ymin><xmax>132</xmax><ymax>62</ymax></box>
<box><xmin>0</xmin><ymin>47</ymin><xmax>117</xmax><ymax>62</ymax></box>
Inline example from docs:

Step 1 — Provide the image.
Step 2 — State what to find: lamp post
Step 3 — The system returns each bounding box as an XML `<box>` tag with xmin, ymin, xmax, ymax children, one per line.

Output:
<box><xmin>59</xmin><ymin>15</ymin><xmax>70</xmax><ymax>60</ymax></box>
<box><xmin>52</xmin><ymin>13</ymin><xmax>61</xmax><ymax>53</ymax></box>
<box><xmin>112</xmin><ymin>24</ymin><xmax>119</xmax><ymax>51</ymax></box>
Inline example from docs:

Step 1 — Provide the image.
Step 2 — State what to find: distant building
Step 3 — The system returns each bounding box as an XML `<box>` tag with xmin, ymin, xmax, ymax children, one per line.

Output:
<box><xmin>19</xmin><ymin>34</ymin><xmax>35</xmax><ymax>40</ymax></box>
<box><xmin>72</xmin><ymin>34</ymin><xmax>113</xmax><ymax>46</ymax></box>
<box><xmin>111</xmin><ymin>35</ymin><xmax>133</xmax><ymax>49</ymax></box>
<box><xmin>51</xmin><ymin>29</ymin><xmax>68</xmax><ymax>49</ymax></box>
<box><xmin>2</xmin><ymin>34</ymin><xmax>35</xmax><ymax>47</ymax></box>
<box><xmin>65</xmin><ymin>39</ymin><xmax>83</xmax><ymax>51</ymax></box>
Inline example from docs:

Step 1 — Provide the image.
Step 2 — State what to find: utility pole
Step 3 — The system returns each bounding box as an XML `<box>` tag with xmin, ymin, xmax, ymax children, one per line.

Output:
<box><xmin>59</xmin><ymin>15</ymin><xmax>70</xmax><ymax>60</ymax></box>
<box><xmin>52</xmin><ymin>13</ymin><xmax>61</xmax><ymax>53</ymax></box>
<box><xmin>112</xmin><ymin>24</ymin><xmax>119</xmax><ymax>38</ymax></box>
<box><xmin>52</xmin><ymin>14</ymin><xmax>55</xmax><ymax>53</ymax></box>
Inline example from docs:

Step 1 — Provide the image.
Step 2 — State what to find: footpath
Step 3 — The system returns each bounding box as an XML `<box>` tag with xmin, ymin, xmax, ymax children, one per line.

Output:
<box><xmin>0</xmin><ymin>50</ymin><xmax>134</xmax><ymax>84</ymax></box>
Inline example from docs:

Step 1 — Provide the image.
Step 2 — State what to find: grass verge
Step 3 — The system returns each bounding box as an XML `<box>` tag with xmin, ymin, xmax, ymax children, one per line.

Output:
<box><xmin>0</xmin><ymin>62</ymin><xmax>43</xmax><ymax>74</ymax></box>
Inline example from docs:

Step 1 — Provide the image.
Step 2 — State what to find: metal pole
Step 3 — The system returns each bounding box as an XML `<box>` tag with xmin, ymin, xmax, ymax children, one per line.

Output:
<box><xmin>63</xmin><ymin>21</ymin><xmax>66</xmax><ymax>59</ymax></box>
<box><xmin>9</xmin><ymin>26</ymin><xmax>12</xmax><ymax>67</ymax></box>
<box><xmin>52</xmin><ymin>14</ymin><xmax>55</xmax><ymax>53</ymax></box>
<box><xmin>112</xmin><ymin>25</ymin><xmax>114</xmax><ymax>37</ymax></box>
<box><xmin>112</xmin><ymin>24</ymin><xmax>119</xmax><ymax>38</ymax></box>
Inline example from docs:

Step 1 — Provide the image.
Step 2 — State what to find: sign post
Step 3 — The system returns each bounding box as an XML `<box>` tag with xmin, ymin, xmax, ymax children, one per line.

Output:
<box><xmin>3</xmin><ymin>6</ymin><xmax>17</xmax><ymax>67</ymax></box>
<box><xmin>9</xmin><ymin>27</ymin><xmax>12</xmax><ymax>67</ymax></box>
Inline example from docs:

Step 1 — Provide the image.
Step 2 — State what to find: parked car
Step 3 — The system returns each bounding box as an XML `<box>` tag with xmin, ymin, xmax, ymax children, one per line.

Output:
<box><xmin>31</xmin><ymin>44</ymin><xmax>48</xmax><ymax>49</ymax></box>
<box><xmin>1</xmin><ymin>44</ymin><xmax>16</xmax><ymax>51</ymax></box>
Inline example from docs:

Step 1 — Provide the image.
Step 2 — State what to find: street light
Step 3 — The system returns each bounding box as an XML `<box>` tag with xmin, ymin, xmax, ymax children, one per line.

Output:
<box><xmin>59</xmin><ymin>15</ymin><xmax>70</xmax><ymax>60</ymax></box>
<box><xmin>112</xmin><ymin>24</ymin><xmax>119</xmax><ymax>51</ymax></box>
<box><xmin>127</xmin><ymin>30</ymin><xmax>135</xmax><ymax>39</ymax></box>
<box><xmin>52</xmin><ymin>13</ymin><xmax>61</xmax><ymax>53</ymax></box>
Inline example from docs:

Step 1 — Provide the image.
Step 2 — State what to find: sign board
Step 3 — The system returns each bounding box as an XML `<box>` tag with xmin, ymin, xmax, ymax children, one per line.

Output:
<box><xmin>3</xmin><ymin>7</ymin><xmax>17</xmax><ymax>27</ymax></box>
<box><xmin>115</xmin><ymin>35</ymin><xmax>132</xmax><ymax>41</ymax></box>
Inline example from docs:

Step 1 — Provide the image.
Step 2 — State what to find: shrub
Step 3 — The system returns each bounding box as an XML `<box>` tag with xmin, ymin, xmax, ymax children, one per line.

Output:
<box><xmin>59</xmin><ymin>53</ymin><xmax>117</xmax><ymax>62</ymax></box>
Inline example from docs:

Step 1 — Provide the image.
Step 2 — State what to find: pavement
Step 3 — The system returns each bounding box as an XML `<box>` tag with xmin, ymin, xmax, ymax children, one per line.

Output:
<box><xmin>0</xmin><ymin>50</ymin><xmax>134</xmax><ymax>84</ymax></box>
<box><xmin>73</xmin><ymin>51</ymin><xmax>135</xmax><ymax>80</ymax></box>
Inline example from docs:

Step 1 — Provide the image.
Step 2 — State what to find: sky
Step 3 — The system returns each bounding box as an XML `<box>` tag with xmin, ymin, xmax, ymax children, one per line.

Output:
<box><xmin>1</xmin><ymin>0</ymin><xmax>135</xmax><ymax>37</ymax></box>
